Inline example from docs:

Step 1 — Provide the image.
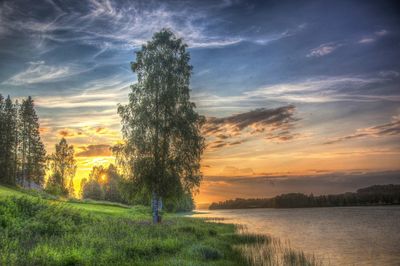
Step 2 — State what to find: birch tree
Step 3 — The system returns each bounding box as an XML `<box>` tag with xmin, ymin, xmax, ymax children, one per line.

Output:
<box><xmin>117</xmin><ymin>29</ymin><xmax>205</xmax><ymax>223</ymax></box>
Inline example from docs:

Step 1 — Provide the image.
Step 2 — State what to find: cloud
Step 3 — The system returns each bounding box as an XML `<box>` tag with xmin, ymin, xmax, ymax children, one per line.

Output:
<box><xmin>379</xmin><ymin>70</ymin><xmax>399</xmax><ymax>78</ymax></box>
<box><xmin>76</xmin><ymin>144</ymin><xmax>112</xmax><ymax>157</ymax></box>
<box><xmin>57</xmin><ymin>126</ymin><xmax>118</xmax><ymax>139</ymax></box>
<box><xmin>219</xmin><ymin>166</ymin><xmax>255</xmax><ymax>176</ymax></box>
<box><xmin>3</xmin><ymin>61</ymin><xmax>80</xmax><ymax>85</ymax></box>
<box><xmin>194</xmin><ymin>74</ymin><xmax>398</xmax><ymax>107</ymax></box>
<box><xmin>203</xmin><ymin>105</ymin><xmax>297</xmax><ymax>136</ymax></box>
<box><xmin>208</xmin><ymin>139</ymin><xmax>245</xmax><ymax>150</ymax></box>
<box><xmin>265</xmin><ymin>131</ymin><xmax>300</xmax><ymax>143</ymax></box>
<box><xmin>0</xmin><ymin>0</ymin><xmax>243</xmax><ymax>49</ymax></box>
<box><xmin>375</xmin><ymin>29</ymin><xmax>388</xmax><ymax>36</ymax></box>
<box><xmin>358</xmin><ymin>37</ymin><xmax>375</xmax><ymax>44</ymax></box>
<box><xmin>324</xmin><ymin>114</ymin><xmax>400</xmax><ymax>144</ymax></box>
<box><xmin>358</xmin><ymin>29</ymin><xmax>388</xmax><ymax>44</ymax></box>
<box><xmin>253</xmin><ymin>24</ymin><xmax>307</xmax><ymax>45</ymax></box>
<box><xmin>34</xmin><ymin>74</ymin><xmax>132</xmax><ymax>108</ymax></box>
<box><xmin>202</xmin><ymin>105</ymin><xmax>298</xmax><ymax>149</ymax></box>
<box><xmin>307</xmin><ymin>42</ymin><xmax>340</xmax><ymax>57</ymax></box>
<box><xmin>58</xmin><ymin>128</ymin><xmax>84</xmax><ymax>138</ymax></box>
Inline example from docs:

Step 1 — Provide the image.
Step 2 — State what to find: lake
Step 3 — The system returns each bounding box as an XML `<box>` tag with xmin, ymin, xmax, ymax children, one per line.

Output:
<box><xmin>191</xmin><ymin>206</ymin><xmax>400</xmax><ymax>265</ymax></box>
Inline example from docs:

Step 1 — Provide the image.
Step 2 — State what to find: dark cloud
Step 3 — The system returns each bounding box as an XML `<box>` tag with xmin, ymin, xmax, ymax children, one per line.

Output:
<box><xmin>203</xmin><ymin>105</ymin><xmax>297</xmax><ymax>135</ymax></box>
<box><xmin>202</xmin><ymin>105</ymin><xmax>298</xmax><ymax>149</ymax></box>
<box><xmin>76</xmin><ymin>144</ymin><xmax>112</xmax><ymax>157</ymax></box>
<box><xmin>208</xmin><ymin>139</ymin><xmax>244</xmax><ymax>149</ymax></box>
<box><xmin>324</xmin><ymin>115</ymin><xmax>400</xmax><ymax>144</ymax></box>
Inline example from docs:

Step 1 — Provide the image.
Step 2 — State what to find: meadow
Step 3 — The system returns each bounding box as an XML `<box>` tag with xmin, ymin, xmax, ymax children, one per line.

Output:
<box><xmin>0</xmin><ymin>185</ymin><xmax>319</xmax><ymax>266</ymax></box>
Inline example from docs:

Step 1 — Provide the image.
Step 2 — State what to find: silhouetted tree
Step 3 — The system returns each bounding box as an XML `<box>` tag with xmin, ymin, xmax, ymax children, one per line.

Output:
<box><xmin>46</xmin><ymin>138</ymin><xmax>76</xmax><ymax>196</ymax></box>
<box><xmin>117</xmin><ymin>29</ymin><xmax>205</xmax><ymax>223</ymax></box>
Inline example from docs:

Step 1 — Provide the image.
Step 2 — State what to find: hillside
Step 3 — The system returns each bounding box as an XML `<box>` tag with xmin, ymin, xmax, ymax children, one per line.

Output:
<box><xmin>0</xmin><ymin>184</ymin><xmax>320</xmax><ymax>265</ymax></box>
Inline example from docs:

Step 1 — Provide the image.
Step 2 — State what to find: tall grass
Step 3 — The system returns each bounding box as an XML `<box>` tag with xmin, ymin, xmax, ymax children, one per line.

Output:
<box><xmin>234</xmin><ymin>226</ymin><xmax>321</xmax><ymax>266</ymax></box>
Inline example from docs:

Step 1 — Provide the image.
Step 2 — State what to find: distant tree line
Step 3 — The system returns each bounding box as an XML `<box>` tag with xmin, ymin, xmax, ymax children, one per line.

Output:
<box><xmin>209</xmin><ymin>184</ymin><xmax>400</xmax><ymax>210</ymax></box>
<box><xmin>0</xmin><ymin>94</ymin><xmax>46</xmax><ymax>187</ymax></box>
<box><xmin>80</xmin><ymin>164</ymin><xmax>125</xmax><ymax>203</ymax></box>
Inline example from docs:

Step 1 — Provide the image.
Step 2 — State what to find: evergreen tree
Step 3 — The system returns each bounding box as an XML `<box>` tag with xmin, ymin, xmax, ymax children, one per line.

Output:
<box><xmin>19</xmin><ymin>96</ymin><xmax>46</xmax><ymax>187</ymax></box>
<box><xmin>46</xmin><ymin>138</ymin><xmax>76</xmax><ymax>196</ymax></box>
<box><xmin>0</xmin><ymin>94</ymin><xmax>5</xmax><ymax>183</ymax></box>
<box><xmin>2</xmin><ymin>96</ymin><xmax>18</xmax><ymax>184</ymax></box>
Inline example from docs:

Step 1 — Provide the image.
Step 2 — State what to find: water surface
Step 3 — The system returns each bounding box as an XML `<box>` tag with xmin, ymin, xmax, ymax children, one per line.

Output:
<box><xmin>191</xmin><ymin>206</ymin><xmax>400</xmax><ymax>265</ymax></box>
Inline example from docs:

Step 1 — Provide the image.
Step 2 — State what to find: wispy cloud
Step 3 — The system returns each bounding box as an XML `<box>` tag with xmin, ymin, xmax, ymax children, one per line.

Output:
<box><xmin>253</xmin><ymin>24</ymin><xmax>307</xmax><ymax>45</ymax></box>
<box><xmin>0</xmin><ymin>0</ymin><xmax>244</xmax><ymax>49</ymax></box>
<box><xmin>324</xmin><ymin>114</ymin><xmax>400</xmax><ymax>144</ymax></box>
<box><xmin>34</xmin><ymin>74</ymin><xmax>132</xmax><ymax>108</ymax></box>
<box><xmin>194</xmin><ymin>74</ymin><xmax>399</xmax><ymax>109</ymax></box>
<box><xmin>307</xmin><ymin>42</ymin><xmax>341</xmax><ymax>57</ymax></box>
<box><xmin>3</xmin><ymin>61</ymin><xmax>81</xmax><ymax>85</ymax></box>
<box><xmin>358</xmin><ymin>29</ymin><xmax>388</xmax><ymax>44</ymax></box>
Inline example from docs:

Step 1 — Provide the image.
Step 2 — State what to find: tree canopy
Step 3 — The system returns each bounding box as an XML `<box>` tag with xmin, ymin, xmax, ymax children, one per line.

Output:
<box><xmin>117</xmin><ymin>29</ymin><xmax>205</xmax><ymax>222</ymax></box>
<box><xmin>0</xmin><ymin>94</ymin><xmax>46</xmax><ymax>187</ymax></box>
<box><xmin>46</xmin><ymin>138</ymin><xmax>76</xmax><ymax>196</ymax></box>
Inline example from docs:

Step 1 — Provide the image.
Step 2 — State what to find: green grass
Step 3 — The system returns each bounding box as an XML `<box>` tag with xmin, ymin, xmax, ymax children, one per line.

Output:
<box><xmin>0</xmin><ymin>185</ymin><xmax>321</xmax><ymax>265</ymax></box>
<box><xmin>0</xmin><ymin>185</ymin><xmax>148</xmax><ymax>219</ymax></box>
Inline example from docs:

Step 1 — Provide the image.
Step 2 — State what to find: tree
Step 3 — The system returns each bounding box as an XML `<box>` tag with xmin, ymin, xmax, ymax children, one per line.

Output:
<box><xmin>2</xmin><ymin>96</ymin><xmax>18</xmax><ymax>184</ymax></box>
<box><xmin>117</xmin><ymin>29</ymin><xmax>205</xmax><ymax>223</ymax></box>
<box><xmin>19</xmin><ymin>96</ymin><xmax>46</xmax><ymax>187</ymax></box>
<box><xmin>0</xmin><ymin>94</ymin><xmax>5</xmax><ymax>183</ymax></box>
<box><xmin>103</xmin><ymin>164</ymin><xmax>124</xmax><ymax>203</ymax></box>
<box><xmin>81</xmin><ymin>165</ymin><xmax>106</xmax><ymax>200</ymax></box>
<box><xmin>81</xmin><ymin>164</ymin><xmax>126</xmax><ymax>203</ymax></box>
<box><xmin>46</xmin><ymin>138</ymin><xmax>76</xmax><ymax>196</ymax></box>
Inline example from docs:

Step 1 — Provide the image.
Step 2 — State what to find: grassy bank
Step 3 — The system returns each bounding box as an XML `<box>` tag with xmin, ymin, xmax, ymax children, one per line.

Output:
<box><xmin>0</xmin><ymin>185</ymin><xmax>320</xmax><ymax>265</ymax></box>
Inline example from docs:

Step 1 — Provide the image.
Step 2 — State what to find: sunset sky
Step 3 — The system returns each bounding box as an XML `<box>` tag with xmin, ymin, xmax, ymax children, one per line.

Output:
<box><xmin>1</xmin><ymin>0</ymin><xmax>399</xmax><ymax>204</ymax></box>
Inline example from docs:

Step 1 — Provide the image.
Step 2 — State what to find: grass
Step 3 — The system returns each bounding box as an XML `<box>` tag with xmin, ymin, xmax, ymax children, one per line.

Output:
<box><xmin>0</xmin><ymin>185</ymin><xmax>321</xmax><ymax>265</ymax></box>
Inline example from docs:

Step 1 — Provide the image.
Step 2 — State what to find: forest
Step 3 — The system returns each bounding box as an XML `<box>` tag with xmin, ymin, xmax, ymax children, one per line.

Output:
<box><xmin>209</xmin><ymin>184</ymin><xmax>400</xmax><ymax>209</ymax></box>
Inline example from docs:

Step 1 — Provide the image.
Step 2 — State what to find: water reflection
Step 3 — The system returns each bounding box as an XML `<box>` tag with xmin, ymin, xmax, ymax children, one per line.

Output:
<box><xmin>191</xmin><ymin>206</ymin><xmax>400</xmax><ymax>265</ymax></box>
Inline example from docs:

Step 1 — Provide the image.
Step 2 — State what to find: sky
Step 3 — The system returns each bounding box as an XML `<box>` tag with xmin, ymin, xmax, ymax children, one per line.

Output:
<box><xmin>0</xmin><ymin>0</ymin><xmax>399</xmax><ymax>205</ymax></box>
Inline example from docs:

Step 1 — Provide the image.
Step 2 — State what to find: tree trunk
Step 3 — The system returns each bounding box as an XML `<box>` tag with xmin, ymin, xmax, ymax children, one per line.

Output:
<box><xmin>152</xmin><ymin>191</ymin><xmax>159</xmax><ymax>224</ymax></box>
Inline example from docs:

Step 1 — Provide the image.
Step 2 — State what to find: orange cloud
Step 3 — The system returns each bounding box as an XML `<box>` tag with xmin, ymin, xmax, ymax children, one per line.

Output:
<box><xmin>76</xmin><ymin>144</ymin><xmax>112</xmax><ymax>157</ymax></box>
<box><xmin>58</xmin><ymin>129</ymin><xmax>83</xmax><ymax>137</ymax></box>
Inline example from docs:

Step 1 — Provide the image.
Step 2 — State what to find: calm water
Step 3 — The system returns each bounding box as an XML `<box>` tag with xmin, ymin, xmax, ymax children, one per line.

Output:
<box><xmin>191</xmin><ymin>206</ymin><xmax>400</xmax><ymax>265</ymax></box>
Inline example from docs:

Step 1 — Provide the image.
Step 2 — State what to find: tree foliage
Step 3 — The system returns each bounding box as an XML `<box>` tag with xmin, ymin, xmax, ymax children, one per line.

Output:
<box><xmin>0</xmin><ymin>94</ymin><xmax>45</xmax><ymax>187</ymax></box>
<box><xmin>19</xmin><ymin>96</ymin><xmax>46</xmax><ymax>187</ymax></box>
<box><xmin>81</xmin><ymin>164</ymin><xmax>125</xmax><ymax>203</ymax></box>
<box><xmin>46</xmin><ymin>138</ymin><xmax>76</xmax><ymax>196</ymax></box>
<box><xmin>116</xmin><ymin>29</ymin><xmax>205</xmax><ymax>221</ymax></box>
